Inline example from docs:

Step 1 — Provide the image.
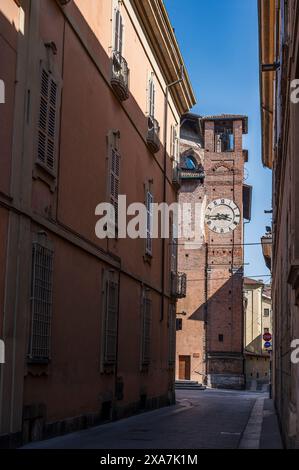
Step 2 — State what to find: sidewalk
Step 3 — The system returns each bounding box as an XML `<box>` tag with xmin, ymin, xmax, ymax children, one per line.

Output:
<box><xmin>239</xmin><ymin>396</ymin><xmax>283</xmax><ymax>449</ymax></box>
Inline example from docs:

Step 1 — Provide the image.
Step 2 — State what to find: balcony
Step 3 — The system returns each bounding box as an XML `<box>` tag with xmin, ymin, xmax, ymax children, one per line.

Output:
<box><xmin>172</xmin><ymin>163</ymin><xmax>181</xmax><ymax>188</ymax></box>
<box><xmin>171</xmin><ymin>272</ymin><xmax>187</xmax><ymax>299</ymax></box>
<box><xmin>146</xmin><ymin>116</ymin><xmax>161</xmax><ymax>154</ymax></box>
<box><xmin>111</xmin><ymin>51</ymin><xmax>129</xmax><ymax>102</ymax></box>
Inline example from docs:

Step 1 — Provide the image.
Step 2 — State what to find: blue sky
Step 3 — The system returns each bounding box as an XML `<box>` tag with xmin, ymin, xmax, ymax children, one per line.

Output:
<box><xmin>165</xmin><ymin>0</ymin><xmax>272</xmax><ymax>281</ymax></box>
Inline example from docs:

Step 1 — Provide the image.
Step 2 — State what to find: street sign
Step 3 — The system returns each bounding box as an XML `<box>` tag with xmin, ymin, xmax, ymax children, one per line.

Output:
<box><xmin>263</xmin><ymin>332</ymin><xmax>272</xmax><ymax>342</ymax></box>
<box><xmin>264</xmin><ymin>341</ymin><xmax>272</xmax><ymax>349</ymax></box>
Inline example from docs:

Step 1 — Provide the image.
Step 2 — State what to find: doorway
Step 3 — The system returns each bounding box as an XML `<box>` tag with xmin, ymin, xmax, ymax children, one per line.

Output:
<box><xmin>179</xmin><ymin>355</ymin><xmax>191</xmax><ymax>380</ymax></box>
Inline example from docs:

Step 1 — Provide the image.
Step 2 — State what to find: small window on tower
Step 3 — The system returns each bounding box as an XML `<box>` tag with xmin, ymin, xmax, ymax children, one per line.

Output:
<box><xmin>214</xmin><ymin>122</ymin><xmax>234</xmax><ymax>152</ymax></box>
<box><xmin>264</xmin><ymin>308</ymin><xmax>270</xmax><ymax>317</ymax></box>
<box><xmin>218</xmin><ymin>334</ymin><xmax>224</xmax><ymax>343</ymax></box>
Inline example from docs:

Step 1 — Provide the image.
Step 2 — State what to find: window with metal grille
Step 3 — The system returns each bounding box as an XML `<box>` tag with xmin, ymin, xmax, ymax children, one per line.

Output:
<box><xmin>146</xmin><ymin>191</ymin><xmax>153</xmax><ymax>256</ymax></box>
<box><xmin>103</xmin><ymin>276</ymin><xmax>119</xmax><ymax>365</ymax></box>
<box><xmin>168</xmin><ymin>304</ymin><xmax>176</xmax><ymax>366</ymax></box>
<box><xmin>113</xmin><ymin>7</ymin><xmax>124</xmax><ymax>55</ymax></box>
<box><xmin>141</xmin><ymin>291</ymin><xmax>152</xmax><ymax>366</ymax></box>
<box><xmin>37</xmin><ymin>68</ymin><xmax>58</xmax><ymax>172</ymax></box>
<box><xmin>29</xmin><ymin>242</ymin><xmax>54</xmax><ymax>361</ymax></box>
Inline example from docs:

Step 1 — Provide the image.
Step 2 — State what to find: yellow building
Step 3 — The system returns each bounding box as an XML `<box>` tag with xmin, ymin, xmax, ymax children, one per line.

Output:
<box><xmin>244</xmin><ymin>278</ymin><xmax>272</xmax><ymax>389</ymax></box>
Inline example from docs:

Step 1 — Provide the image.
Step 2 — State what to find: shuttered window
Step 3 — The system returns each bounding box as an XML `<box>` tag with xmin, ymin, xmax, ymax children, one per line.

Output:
<box><xmin>146</xmin><ymin>190</ymin><xmax>153</xmax><ymax>256</ymax></box>
<box><xmin>37</xmin><ymin>68</ymin><xmax>58</xmax><ymax>172</ymax></box>
<box><xmin>170</xmin><ymin>222</ymin><xmax>178</xmax><ymax>273</ymax></box>
<box><xmin>168</xmin><ymin>304</ymin><xmax>176</xmax><ymax>366</ymax></box>
<box><xmin>107</xmin><ymin>131</ymin><xmax>121</xmax><ymax>232</ymax></box>
<box><xmin>171</xmin><ymin>125</ymin><xmax>180</xmax><ymax>161</ymax></box>
<box><xmin>114</xmin><ymin>8</ymin><xmax>124</xmax><ymax>55</ymax></box>
<box><xmin>103</xmin><ymin>276</ymin><xmax>119</xmax><ymax>365</ymax></box>
<box><xmin>110</xmin><ymin>147</ymin><xmax>120</xmax><ymax>224</ymax></box>
<box><xmin>29</xmin><ymin>242</ymin><xmax>54</xmax><ymax>361</ymax></box>
<box><xmin>141</xmin><ymin>292</ymin><xmax>152</xmax><ymax>366</ymax></box>
<box><xmin>148</xmin><ymin>75</ymin><xmax>155</xmax><ymax>119</ymax></box>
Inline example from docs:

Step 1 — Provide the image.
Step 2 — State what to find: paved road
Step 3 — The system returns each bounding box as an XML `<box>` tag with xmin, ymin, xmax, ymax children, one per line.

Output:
<box><xmin>22</xmin><ymin>389</ymin><xmax>282</xmax><ymax>450</ymax></box>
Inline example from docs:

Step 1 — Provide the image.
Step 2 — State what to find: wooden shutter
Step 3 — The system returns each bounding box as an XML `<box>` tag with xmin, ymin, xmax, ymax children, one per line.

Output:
<box><xmin>119</xmin><ymin>14</ymin><xmax>123</xmax><ymax>56</ymax></box>
<box><xmin>170</xmin><ymin>125</ymin><xmax>175</xmax><ymax>158</ymax></box>
<box><xmin>103</xmin><ymin>278</ymin><xmax>119</xmax><ymax>365</ymax></box>
<box><xmin>110</xmin><ymin>148</ymin><xmax>120</xmax><ymax>222</ymax></box>
<box><xmin>107</xmin><ymin>131</ymin><xmax>121</xmax><ymax>232</ymax></box>
<box><xmin>37</xmin><ymin>68</ymin><xmax>58</xmax><ymax>172</ymax></box>
<box><xmin>146</xmin><ymin>190</ymin><xmax>153</xmax><ymax>255</ymax></box>
<box><xmin>148</xmin><ymin>75</ymin><xmax>155</xmax><ymax>119</ymax></box>
<box><xmin>174</xmin><ymin>125</ymin><xmax>180</xmax><ymax>162</ymax></box>
<box><xmin>170</xmin><ymin>221</ymin><xmax>177</xmax><ymax>273</ymax></box>
<box><xmin>114</xmin><ymin>8</ymin><xmax>123</xmax><ymax>55</ymax></box>
<box><xmin>141</xmin><ymin>292</ymin><xmax>151</xmax><ymax>366</ymax></box>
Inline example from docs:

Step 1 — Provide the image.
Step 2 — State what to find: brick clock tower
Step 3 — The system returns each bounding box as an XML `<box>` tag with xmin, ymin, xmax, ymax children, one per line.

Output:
<box><xmin>176</xmin><ymin>113</ymin><xmax>252</xmax><ymax>389</ymax></box>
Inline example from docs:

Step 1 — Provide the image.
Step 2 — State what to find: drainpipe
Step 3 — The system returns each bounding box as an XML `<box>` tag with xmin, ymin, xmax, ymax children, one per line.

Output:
<box><xmin>160</xmin><ymin>66</ymin><xmax>184</xmax><ymax>322</ymax></box>
<box><xmin>204</xmin><ymin>242</ymin><xmax>209</xmax><ymax>384</ymax></box>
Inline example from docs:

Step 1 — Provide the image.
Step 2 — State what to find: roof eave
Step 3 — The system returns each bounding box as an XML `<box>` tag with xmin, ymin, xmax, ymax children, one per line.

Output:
<box><xmin>130</xmin><ymin>0</ymin><xmax>196</xmax><ymax>115</ymax></box>
<box><xmin>258</xmin><ymin>0</ymin><xmax>276</xmax><ymax>169</ymax></box>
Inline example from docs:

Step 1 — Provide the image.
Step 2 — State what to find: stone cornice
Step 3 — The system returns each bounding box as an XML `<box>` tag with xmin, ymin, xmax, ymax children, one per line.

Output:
<box><xmin>130</xmin><ymin>0</ymin><xmax>196</xmax><ymax>114</ymax></box>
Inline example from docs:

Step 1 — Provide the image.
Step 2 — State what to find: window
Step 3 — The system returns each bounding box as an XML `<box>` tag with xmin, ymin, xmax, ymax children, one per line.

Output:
<box><xmin>214</xmin><ymin>125</ymin><xmax>234</xmax><ymax>153</ymax></box>
<box><xmin>102</xmin><ymin>272</ymin><xmax>119</xmax><ymax>366</ymax></box>
<box><xmin>148</xmin><ymin>74</ymin><xmax>156</xmax><ymax>119</ymax></box>
<box><xmin>264</xmin><ymin>308</ymin><xmax>270</xmax><ymax>317</ymax></box>
<box><xmin>113</xmin><ymin>6</ymin><xmax>123</xmax><ymax>56</ymax></box>
<box><xmin>146</xmin><ymin>190</ymin><xmax>153</xmax><ymax>256</ymax></box>
<box><xmin>37</xmin><ymin>68</ymin><xmax>59</xmax><ymax>172</ymax></box>
<box><xmin>108</xmin><ymin>131</ymin><xmax>121</xmax><ymax>232</ymax></box>
<box><xmin>176</xmin><ymin>318</ymin><xmax>183</xmax><ymax>331</ymax></box>
<box><xmin>185</xmin><ymin>156</ymin><xmax>197</xmax><ymax>170</ymax></box>
<box><xmin>168</xmin><ymin>304</ymin><xmax>176</xmax><ymax>366</ymax></box>
<box><xmin>141</xmin><ymin>289</ymin><xmax>152</xmax><ymax>367</ymax></box>
<box><xmin>218</xmin><ymin>334</ymin><xmax>224</xmax><ymax>343</ymax></box>
<box><xmin>171</xmin><ymin>124</ymin><xmax>180</xmax><ymax>162</ymax></box>
<box><xmin>29</xmin><ymin>241</ymin><xmax>54</xmax><ymax>361</ymax></box>
<box><xmin>170</xmin><ymin>220</ymin><xmax>178</xmax><ymax>273</ymax></box>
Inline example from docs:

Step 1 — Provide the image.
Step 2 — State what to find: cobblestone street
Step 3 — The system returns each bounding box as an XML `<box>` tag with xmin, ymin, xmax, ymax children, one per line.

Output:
<box><xmin>22</xmin><ymin>389</ymin><xmax>283</xmax><ymax>450</ymax></box>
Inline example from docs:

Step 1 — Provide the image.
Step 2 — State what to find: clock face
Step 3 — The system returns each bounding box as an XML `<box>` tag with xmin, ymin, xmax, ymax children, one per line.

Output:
<box><xmin>205</xmin><ymin>199</ymin><xmax>241</xmax><ymax>234</ymax></box>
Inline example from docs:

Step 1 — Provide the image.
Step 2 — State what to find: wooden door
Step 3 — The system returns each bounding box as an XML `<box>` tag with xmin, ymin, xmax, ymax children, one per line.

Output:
<box><xmin>179</xmin><ymin>355</ymin><xmax>191</xmax><ymax>380</ymax></box>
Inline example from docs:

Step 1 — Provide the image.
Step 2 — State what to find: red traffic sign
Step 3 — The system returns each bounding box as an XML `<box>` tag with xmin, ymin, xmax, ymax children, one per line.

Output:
<box><xmin>263</xmin><ymin>332</ymin><xmax>272</xmax><ymax>342</ymax></box>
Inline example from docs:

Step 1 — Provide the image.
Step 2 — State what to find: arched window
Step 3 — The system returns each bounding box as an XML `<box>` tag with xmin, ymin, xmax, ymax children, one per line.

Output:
<box><xmin>185</xmin><ymin>155</ymin><xmax>197</xmax><ymax>170</ymax></box>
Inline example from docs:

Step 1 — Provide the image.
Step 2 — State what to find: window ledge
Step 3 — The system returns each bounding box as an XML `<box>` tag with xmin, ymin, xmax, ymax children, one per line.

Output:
<box><xmin>27</xmin><ymin>357</ymin><xmax>50</xmax><ymax>366</ymax></box>
<box><xmin>33</xmin><ymin>162</ymin><xmax>57</xmax><ymax>193</ymax></box>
